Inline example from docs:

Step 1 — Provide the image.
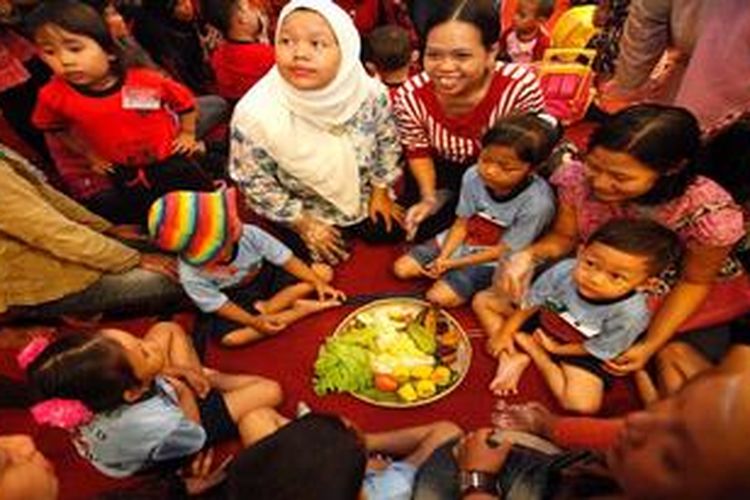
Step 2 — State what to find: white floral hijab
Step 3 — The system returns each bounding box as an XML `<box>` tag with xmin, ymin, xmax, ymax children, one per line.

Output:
<box><xmin>232</xmin><ymin>0</ymin><xmax>379</xmax><ymax>218</ymax></box>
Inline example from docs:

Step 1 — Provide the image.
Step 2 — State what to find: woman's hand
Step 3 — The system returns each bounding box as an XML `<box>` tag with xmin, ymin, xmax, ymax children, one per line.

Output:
<box><xmin>295</xmin><ymin>215</ymin><xmax>349</xmax><ymax>265</ymax></box>
<box><xmin>369</xmin><ymin>187</ymin><xmax>404</xmax><ymax>233</ymax></box>
<box><xmin>313</xmin><ymin>282</ymin><xmax>347</xmax><ymax>302</ymax></box>
<box><xmin>603</xmin><ymin>341</ymin><xmax>658</xmax><ymax>375</ymax></box>
<box><xmin>497</xmin><ymin>250</ymin><xmax>535</xmax><ymax>304</ymax></box>
<box><xmin>404</xmin><ymin>196</ymin><xmax>438</xmax><ymax>241</ymax></box>
<box><xmin>139</xmin><ymin>253</ymin><xmax>179</xmax><ymax>282</ymax></box>
<box><xmin>456</xmin><ymin>428</ymin><xmax>511</xmax><ymax>474</ymax></box>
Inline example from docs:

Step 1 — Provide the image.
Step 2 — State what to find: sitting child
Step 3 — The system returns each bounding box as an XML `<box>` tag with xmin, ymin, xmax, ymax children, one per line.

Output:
<box><xmin>393</xmin><ymin>114</ymin><xmax>559</xmax><ymax>308</ymax></box>
<box><xmin>148</xmin><ymin>188</ymin><xmax>346</xmax><ymax>347</ymax></box>
<box><xmin>28</xmin><ymin>0</ymin><xmax>214</xmax><ymax>224</ymax></box>
<box><xmin>498</xmin><ymin>0</ymin><xmax>553</xmax><ymax>64</ymax></box>
<box><xmin>362</xmin><ymin>24</ymin><xmax>417</xmax><ymax>96</ymax></box>
<box><xmin>227</xmin><ymin>412</ymin><xmax>461</xmax><ymax>500</ymax></box>
<box><xmin>480</xmin><ymin>218</ymin><xmax>682</xmax><ymax>414</ymax></box>
<box><xmin>207</xmin><ymin>0</ymin><xmax>275</xmax><ymax>103</ymax></box>
<box><xmin>21</xmin><ymin>322</ymin><xmax>284</xmax><ymax>478</ymax></box>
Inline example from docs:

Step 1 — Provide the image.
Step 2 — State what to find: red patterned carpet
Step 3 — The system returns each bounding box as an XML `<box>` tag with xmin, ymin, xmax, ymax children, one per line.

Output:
<box><xmin>0</xmin><ymin>238</ymin><xmax>640</xmax><ymax>499</ymax></box>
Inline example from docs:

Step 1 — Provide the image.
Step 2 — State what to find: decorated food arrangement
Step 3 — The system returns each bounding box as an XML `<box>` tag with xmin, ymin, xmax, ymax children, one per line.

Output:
<box><xmin>313</xmin><ymin>299</ymin><xmax>472</xmax><ymax>407</ymax></box>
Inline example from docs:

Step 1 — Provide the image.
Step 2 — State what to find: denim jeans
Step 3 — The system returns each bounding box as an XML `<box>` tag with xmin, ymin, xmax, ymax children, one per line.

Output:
<box><xmin>10</xmin><ymin>268</ymin><xmax>188</xmax><ymax>320</ymax></box>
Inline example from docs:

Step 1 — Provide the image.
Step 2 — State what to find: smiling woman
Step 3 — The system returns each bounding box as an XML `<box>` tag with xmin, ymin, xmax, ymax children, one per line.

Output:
<box><xmin>392</xmin><ymin>0</ymin><xmax>546</xmax><ymax>242</ymax></box>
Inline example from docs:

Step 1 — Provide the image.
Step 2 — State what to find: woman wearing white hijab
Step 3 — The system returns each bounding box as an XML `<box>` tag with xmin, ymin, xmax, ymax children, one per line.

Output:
<box><xmin>230</xmin><ymin>0</ymin><xmax>403</xmax><ymax>265</ymax></box>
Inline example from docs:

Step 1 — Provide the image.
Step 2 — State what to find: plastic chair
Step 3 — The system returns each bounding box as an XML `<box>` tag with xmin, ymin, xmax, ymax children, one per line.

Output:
<box><xmin>550</xmin><ymin>5</ymin><xmax>599</xmax><ymax>49</ymax></box>
<box><xmin>537</xmin><ymin>48</ymin><xmax>597</xmax><ymax>124</ymax></box>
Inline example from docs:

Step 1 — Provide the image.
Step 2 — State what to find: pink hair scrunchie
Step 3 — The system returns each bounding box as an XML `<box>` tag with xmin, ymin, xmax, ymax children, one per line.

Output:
<box><xmin>31</xmin><ymin>399</ymin><xmax>94</xmax><ymax>430</ymax></box>
<box><xmin>16</xmin><ymin>336</ymin><xmax>52</xmax><ymax>370</ymax></box>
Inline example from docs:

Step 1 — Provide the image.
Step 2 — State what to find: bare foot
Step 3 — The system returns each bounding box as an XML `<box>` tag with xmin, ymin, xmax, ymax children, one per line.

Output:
<box><xmin>221</xmin><ymin>327</ymin><xmax>264</xmax><ymax>347</ymax></box>
<box><xmin>489</xmin><ymin>351</ymin><xmax>531</xmax><ymax>396</ymax></box>
<box><xmin>253</xmin><ymin>300</ymin><xmax>268</xmax><ymax>315</ymax></box>
<box><xmin>493</xmin><ymin>400</ymin><xmax>555</xmax><ymax>438</ymax></box>
<box><xmin>292</xmin><ymin>298</ymin><xmax>342</xmax><ymax>315</ymax></box>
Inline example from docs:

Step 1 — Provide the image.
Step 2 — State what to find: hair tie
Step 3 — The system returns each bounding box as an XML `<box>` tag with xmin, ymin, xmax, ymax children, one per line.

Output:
<box><xmin>537</xmin><ymin>113</ymin><xmax>559</xmax><ymax>129</ymax></box>
<box><xmin>31</xmin><ymin>399</ymin><xmax>94</xmax><ymax>431</ymax></box>
<box><xmin>17</xmin><ymin>336</ymin><xmax>52</xmax><ymax>370</ymax></box>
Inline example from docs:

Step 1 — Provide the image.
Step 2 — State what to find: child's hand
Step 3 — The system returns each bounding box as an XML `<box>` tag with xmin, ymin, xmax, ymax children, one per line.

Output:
<box><xmin>533</xmin><ymin>329</ymin><xmax>561</xmax><ymax>353</ymax></box>
<box><xmin>172</xmin><ymin>132</ymin><xmax>202</xmax><ymax>156</ymax></box>
<box><xmin>176</xmin><ymin>366</ymin><xmax>211</xmax><ymax>399</ymax></box>
<box><xmin>183</xmin><ymin>452</ymin><xmax>233</xmax><ymax>496</ymax></box>
<box><xmin>252</xmin><ymin>316</ymin><xmax>286</xmax><ymax>335</ymax></box>
<box><xmin>90</xmin><ymin>156</ymin><xmax>115</xmax><ymax>175</ymax></box>
<box><xmin>486</xmin><ymin>333</ymin><xmax>514</xmax><ymax>358</ymax></box>
<box><xmin>424</xmin><ymin>257</ymin><xmax>452</xmax><ymax>278</ymax></box>
<box><xmin>314</xmin><ymin>282</ymin><xmax>347</xmax><ymax>303</ymax></box>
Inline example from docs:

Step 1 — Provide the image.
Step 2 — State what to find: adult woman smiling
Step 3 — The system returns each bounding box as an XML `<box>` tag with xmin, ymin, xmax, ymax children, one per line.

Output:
<box><xmin>393</xmin><ymin>0</ymin><xmax>545</xmax><ymax>241</ymax></box>
<box><xmin>498</xmin><ymin>104</ymin><xmax>747</xmax><ymax>375</ymax></box>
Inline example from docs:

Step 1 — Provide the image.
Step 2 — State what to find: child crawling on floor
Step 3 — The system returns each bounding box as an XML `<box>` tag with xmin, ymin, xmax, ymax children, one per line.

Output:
<box><xmin>475</xmin><ymin>218</ymin><xmax>682</xmax><ymax>414</ymax></box>
<box><xmin>148</xmin><ymin>188</ymin><xmax>346</xmax><ymax>347</ymax></box>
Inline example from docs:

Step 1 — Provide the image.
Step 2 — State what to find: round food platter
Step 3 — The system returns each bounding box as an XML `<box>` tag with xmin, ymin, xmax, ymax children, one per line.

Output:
<box><xmin>313</xmin><ymin>298</ymin><xmax>472</xmax><ymax>408</ymax></box>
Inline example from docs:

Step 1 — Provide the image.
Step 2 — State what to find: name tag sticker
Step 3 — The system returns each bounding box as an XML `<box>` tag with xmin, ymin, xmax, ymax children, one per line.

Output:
<box><xmin>122</xmin><ymin>86</ymin><xmax>161</xmax><ymax>110</ymax></box>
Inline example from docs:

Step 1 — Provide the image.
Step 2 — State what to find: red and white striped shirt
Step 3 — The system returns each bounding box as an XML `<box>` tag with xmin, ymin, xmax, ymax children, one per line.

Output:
<box><xmin>393</xmin><ymin>62</ymin><xmax>545</xmax><ymax>165</ymax></box>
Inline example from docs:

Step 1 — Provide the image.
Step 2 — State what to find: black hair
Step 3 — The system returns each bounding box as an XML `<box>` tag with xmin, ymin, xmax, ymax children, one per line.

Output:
<box><xmin>26</xmin><ymin>333</ymin><xmax>140</xmax><ymax>413</ymax></box>
<box><xmin>532</xmin><ymin>0</ymin><xmax>556</xmax><ymax>19</ymax></box>
<box><xmin>203</xmin><ymin>0</ymin><xmax>238</xmax><ymax>35</ymax></box>
<box><xmin>481</xmin><ymin>113</ymin><xmax>563</xmax><ymax>167</ymax></box>
<box><xmin>227</xmin><ymin>413</ymin><xmax>367</xmax><ymax>500</ymax></box>
<box><xmin>587</xmin><ymin>104</ymin><xmax>701</xmax><ymax>205</ymax></box>
<box><xmin>699</xmin><ymin>116</ymin><xmax>750</xmax><ymax>206</ymax></box>
<box><xmin>26</xmin><ymin>0</ymin><xmax>126</xmax><ymax>76</ymax></box>
<box><xmin>424</xmin><ymin>0</ymin><xmax>499</xmax><ymax>49</ymax></box>
<box><xmin>586</xmin><ymin>218</ymin><xmax>683</xmax><ymax>275</ymax></box>
<box><xmin>362</xmin><ymin>24</ymin><xmax>412</xmax><ymax>72</ymax></box>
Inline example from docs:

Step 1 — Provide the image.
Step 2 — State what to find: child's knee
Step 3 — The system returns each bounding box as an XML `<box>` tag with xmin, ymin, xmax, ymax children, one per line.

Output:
<box><xmin>311</xmin><ymin>263</ymin><xmax>334</xmax><ymax>283</ymax></box>
<box><xmin>426</xmin><ymin>282</ymin><xmax>465</xmax><ymax>308</ymax></box>
<box><xmin>256</xmin><ymin>378</ymin><xmax>283</xmax><ymax>406</ymax></box>
<box><xmin>561</xmin><ymin>393</ymin><xmax>602</xmax><ymax>415</ymax></box>
<box><xmin>393</xmin><ymin>255</ymin><xmax>421</xmax><ymax>279</ymax></box>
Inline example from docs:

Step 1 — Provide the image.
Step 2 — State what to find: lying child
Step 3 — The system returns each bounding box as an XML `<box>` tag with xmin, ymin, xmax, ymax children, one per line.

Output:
<box><xmin>21</xmin><ymin>322</ymin><xmax>283</xmax><ymax>477</ymax></box>
<box><xmin>481</xmin><ymin>218</ymin><xmax>682</xmax><ymax>413</ymax></box>
<box><xmin>393</xmin><ymin>114</ymin><xmax>558</xmax><ymax>308</ymax></box>
<box><xmin>227</xmin><ymin>412</ymin><xmax>461</xmax><ymax>500</ymax></box>
<box><xmin>148</xmin><ymin>188</ymin><xmax>346</xmax><ymax>347</ymax></box>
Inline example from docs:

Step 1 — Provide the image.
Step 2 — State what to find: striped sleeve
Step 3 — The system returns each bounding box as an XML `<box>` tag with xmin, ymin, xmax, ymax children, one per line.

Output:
<box><xmin>491</xmin><ymin>63</ymin><xmax>545</xmax><ymax>121</ymax></box>
<box><xmin>392</xmin><ymin>74</ymin><xmax>433</xmax><ymax>160</ymax></box>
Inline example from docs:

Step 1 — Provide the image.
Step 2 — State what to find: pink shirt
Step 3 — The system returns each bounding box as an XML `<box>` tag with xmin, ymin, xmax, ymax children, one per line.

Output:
<box><xmin>551</xmin><ymin>160</ymin><xmax>745</xmax><ymax>248</ymax></box>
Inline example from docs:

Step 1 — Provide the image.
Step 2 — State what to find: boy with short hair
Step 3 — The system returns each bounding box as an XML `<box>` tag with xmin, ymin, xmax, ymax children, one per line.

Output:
<box><xmin>499</xmin><ymin>0</ymin><xmax>554</xmax><ymax>64</ymax></box>
<box><xmin>362</xmin><ymin>24</ymin><xmax>418</xmax><ymax>95</ymax></box>
<box><xmin>206</xmin><ymin>0</ymin><xmax>274</xmax><ymax>102</ymax></box>
<box><xmin>148</xmin><ymin>188</ymin><xmax>345</xmax><ymax>348</ymax></box>
<box><xmin>484</xmin><ymin>218</ymin><xmax>683</xmax><ymax>414</ymax></box>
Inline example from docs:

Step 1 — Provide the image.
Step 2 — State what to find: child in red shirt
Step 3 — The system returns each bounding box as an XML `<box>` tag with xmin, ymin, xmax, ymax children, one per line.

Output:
<box><xmin>499</xmin><ymin>0</ymin><xmax>553</xmax><ymax>64</ymax></box>
<box><xmin>206</xmin><ymin>0</ymin><xmax>275</xmax><ymax>103</ymax></box>
<box><xmin>29</xmin><ymin>1</ymin><xmax>213</xmax><ymax>224</ymax></box>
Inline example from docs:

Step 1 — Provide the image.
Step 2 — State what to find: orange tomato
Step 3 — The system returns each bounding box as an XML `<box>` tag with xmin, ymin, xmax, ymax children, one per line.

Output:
<box><xmin>374</xmin><ymin>374</ymin><xmax>399</xmax><ymax>392</ymax></box>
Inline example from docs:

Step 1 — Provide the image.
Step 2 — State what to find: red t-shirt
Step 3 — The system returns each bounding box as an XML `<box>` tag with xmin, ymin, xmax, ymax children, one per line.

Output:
<box><xmin>210</xmin><ymin>41</ymin><xmax>275</xmax><ymax>101</ymax></box>
<box><xmin>32</xmin><ymin>67</ymin><xmax>195</xmax><ymax>166</ymax></box>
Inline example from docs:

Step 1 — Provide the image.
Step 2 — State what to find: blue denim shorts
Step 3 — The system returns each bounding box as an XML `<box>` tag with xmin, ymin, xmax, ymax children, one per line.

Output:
<box><xmin>410</xmin><ymin>242</ymin><xmax>495</xmax><ymax>300</ymax></box>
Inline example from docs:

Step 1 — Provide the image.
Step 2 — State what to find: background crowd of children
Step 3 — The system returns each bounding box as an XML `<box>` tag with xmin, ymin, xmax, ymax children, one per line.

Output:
<box><xmin>1</xmin><ymin>0</ymin><xmax>749</xmax><ymax>499</ymax></box>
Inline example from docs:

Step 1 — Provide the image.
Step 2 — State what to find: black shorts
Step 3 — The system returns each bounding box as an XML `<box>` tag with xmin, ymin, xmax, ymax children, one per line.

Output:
<box><xmin>520</xmin><ymin>313</ymin><xmax>613</xmax><ymax>389</ymax></box>
<box><xmin>194</xmin><ymin>264</ymin><xmax>298</xmax><ymax>342</ymax></box>
<box><xmin>198</xmin><ymin>389</ymin><xmax>238</xmax><ymax>446</ymax></box>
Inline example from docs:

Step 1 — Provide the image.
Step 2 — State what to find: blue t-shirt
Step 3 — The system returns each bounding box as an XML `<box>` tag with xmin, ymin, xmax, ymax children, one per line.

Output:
<box><xmin>437</xmin><ymin>167</ymin><xmax>555</xmax><ymax>263</ymax></box>
<box><xmin>179</xmin><ymin>224</ymin><xmax>293</xmax><ymax>312</ymax></box>
<box><xmin>363</xmin><ymin>461</ymin><xmax>417</xmax><ymax>500</ymax></box>
<box><xmin>526</xmin><ymin>259</ymin><xmax>651</xmax><ymax>360</ymax></box>
<box><xmin>75</xmin><ymin>377</ymin><xmax>206</xmax><ymax>478</ymax></box>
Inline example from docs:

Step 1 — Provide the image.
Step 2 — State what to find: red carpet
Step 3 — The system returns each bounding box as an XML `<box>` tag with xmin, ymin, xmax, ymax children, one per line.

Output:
<box><xmin>0</xmin><ymin>239</ymin><xmax>640</xmax><ymax>499</ymax></box>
